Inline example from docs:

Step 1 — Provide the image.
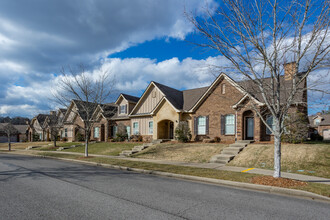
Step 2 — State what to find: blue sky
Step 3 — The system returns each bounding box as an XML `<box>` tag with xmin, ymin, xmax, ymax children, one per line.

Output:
<box><xmin>0</xmin><ymin>0</ymin><xmax>328</xmax><ymax>118</ymax></box>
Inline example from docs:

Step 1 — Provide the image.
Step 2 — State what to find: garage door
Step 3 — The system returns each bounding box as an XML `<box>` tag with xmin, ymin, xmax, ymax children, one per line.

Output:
<box><xmin>323</xmin><ymin>129</ymin><xmax>330</xmax><ymax>140</ymax></box>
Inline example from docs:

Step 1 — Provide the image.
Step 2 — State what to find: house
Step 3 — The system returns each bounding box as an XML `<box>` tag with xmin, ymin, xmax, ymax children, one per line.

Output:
<box><xmin>0</xmin><ymin>123</ymin><xmax>28</xmax><ymax>143</ymax></box>
<box><xmin>28</xmin><ymin>114</ymin><xmax>49</xmax><ymax>141</ymax></box>
<box><xmin>29</xmin><ymin>63</ymin><xmax>307</xmax><ymax>143</ymax></box>
<box><xmin>125</xmin><ymin>62</ymin><xmax>307</xmax><ymax>142</ymax></box>
<box><xmin>62</xmin><ymin>100</ymin><xmax>98</xmax><ymax>142</ymax></box>
<box><xmin>43</xmin><ymin>111</ymin><xmax>61</xmax><ymax>141</ymax></box>
<box><xmin>91</xmin><ymin>103</ymin><xmax>117</xmax><ymax>141</ymax></box>
<box><xmin>308</xmin><ymin>113</ymin><xmax>330</xmax><ymax>140</ymax></box>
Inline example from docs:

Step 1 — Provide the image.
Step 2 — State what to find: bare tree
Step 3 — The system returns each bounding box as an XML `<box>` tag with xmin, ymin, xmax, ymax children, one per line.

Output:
<box><xmin>44</xmin><ymin>115</ymin><xmax>62</xmax><ymax>147</ymax></box>
<box><xmin>52</xmin><ymin>64</ymin><xmax>115</xmax><ymax>157</ymax></box>
<box><xmin>3</xmin><ymin>123</ymin><xmax>18</xmax><ymax>151</ymax></box>
<box><xmin>187</xmin><ymin>0</ymin><xmax>329</xmax><ymax>177</ymax></box>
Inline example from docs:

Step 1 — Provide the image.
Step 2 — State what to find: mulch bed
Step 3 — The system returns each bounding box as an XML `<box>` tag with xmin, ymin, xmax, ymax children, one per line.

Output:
<box><xmin>252</xmin><ymin>176</ymin><xmax>308</xmax><ymax>188</ymax></box>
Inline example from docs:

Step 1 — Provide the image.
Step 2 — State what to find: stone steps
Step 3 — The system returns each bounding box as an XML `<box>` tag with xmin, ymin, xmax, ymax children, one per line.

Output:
<box><xmin>210</xmin><ymin>141</ymin><xmax>250</xmax><ymax>164</ymax></box>
<box><xmin>119</xmin><ymin>143</ymin><xmax>152</xmax><ymax>157</ymax></box>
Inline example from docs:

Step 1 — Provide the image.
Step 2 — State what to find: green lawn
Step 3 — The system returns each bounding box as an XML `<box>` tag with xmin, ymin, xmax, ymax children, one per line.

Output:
<box><xmin>229</xmin><ymin>142</ymin><xmax>330</xmax><ymax>178</ymax></box>
<box><xmin>62</xmin><ymin>142</ymin><xmax>137</xmax><ymax>156</ymax></box>
<box><xmin>38</xmin><ymin>152</ymin><xmax>330</xmax><ymax>198</ymax></box>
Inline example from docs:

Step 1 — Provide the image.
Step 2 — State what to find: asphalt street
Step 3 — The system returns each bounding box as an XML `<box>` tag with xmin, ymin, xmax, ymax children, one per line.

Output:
<box><xmin>0</xmin><ymin>153</ymin><xmax>329</xmax><ymax>220</ymax></box>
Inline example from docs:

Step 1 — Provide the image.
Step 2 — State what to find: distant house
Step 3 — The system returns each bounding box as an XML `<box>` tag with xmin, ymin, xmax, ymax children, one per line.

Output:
<box><xmin>0</xmin><ymin>123</ymin><xmax>28</xmax><ymax>143</ymax></box>
<box><xmin>27</xmin><ymin>114</ymin><xmax>49</xmax><ymax>141</ymax></box>
<box><xmin>309</xmin><ymin>113</ymin><xmax>330</xmax><ymax>140</ymax></box>
<box><xmin>62</xmin><ymin>100</ymin><xmax>98</xmax><ymax>142</ymax></box>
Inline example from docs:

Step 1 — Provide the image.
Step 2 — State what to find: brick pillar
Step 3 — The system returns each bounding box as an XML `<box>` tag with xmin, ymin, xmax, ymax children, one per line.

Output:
<box><xmin>254</xmin><ymin>116</ymin><xmax>261</xmax><ymax>142</ymax></box>
<box><xmin>105</xmin><ymin>121</ymin><xmax>109</xmax><ymax>142</ymax></box>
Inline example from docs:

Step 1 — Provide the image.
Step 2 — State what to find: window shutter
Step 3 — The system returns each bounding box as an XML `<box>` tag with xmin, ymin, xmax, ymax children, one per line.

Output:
<box><xmin>194</xmin><ymin>117</ymin><xmax>197</xmax><ymax>135</ymax></box>
<box><xmin>110</xmin><ymin>126</ymin><xmax>113</xmax><ymax>138</ymax></box>
<box><xmin>221</xmin><ymin>115</ymin><xmax>225</xmax><ymax>135</ymax></box>
<box><xmin>234</xmin><ymin>114</ymin><xmax>236</xmax><ymax>134</ymax></box>
<box><xmin>206</xmin><ymin>116</ymin><xmax>209</xmax><ymax>135</ymax></box>
<box><xmin>125</xmin><ymin>104</ymin><xmax>128</xmax><ymax>114</ymax></box>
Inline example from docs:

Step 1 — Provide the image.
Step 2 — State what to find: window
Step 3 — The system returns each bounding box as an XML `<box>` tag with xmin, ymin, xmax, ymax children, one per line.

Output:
<box><xmin>64</xmin><ymin>128</ymin><xmax>68</xmax><ymax>138</ymax></box>
<box><xmin>133</xmin><ymin>122</ymin><xmax>139</xmax><ymax>135</ymax></box>
<box><xmin>149</xmin><ymin>121</ymin><xmax>153</xmax><ymax>134</ymax></box>
<box><xmin>314</xmin><ymin>118</ymin><xmax>321</xmax><ymax>126</ymax></box>
<box><xmin>120</xmin><ymin>105</ymin><xmax>126</xmax><ymax>114</ymax></box>
<box><xmin>225</xmin><ymin>114</ymin><xmax>235</xmax><ymax>135</ymax></box>
<box><xmin>221</xmin><ymin>83</ymin><xmax>226</xmax><ymax>94</ymax></box>
<box><xmin>126</xmin><ymin>126</ymin><xmax>131</xmax><ymax>136</ymax></box>
<box><xmin>266</xmin><ymin>116</ymin><xmax>275</xmax><ymax>135</ymax></box>
<box><xmin>197</xmin><ymin>116</ymin><xmax>206</xmax><ymax>135</ymax></box>
<box><xmin>94</xmin><ymin>127</ymin><xmax>100</xmax><ymax>138</ymax></box>
<box><xmin>112</xmin><ymin>126</ymin><xmax>117</xmax><ymax>137</ymax></box>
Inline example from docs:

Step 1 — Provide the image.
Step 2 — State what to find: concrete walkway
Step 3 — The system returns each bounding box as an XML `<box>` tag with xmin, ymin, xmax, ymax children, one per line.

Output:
<box><xmin>10</xmin><ymin>149</ymin><xmax>330</xmax><ymax>185</ymax></box>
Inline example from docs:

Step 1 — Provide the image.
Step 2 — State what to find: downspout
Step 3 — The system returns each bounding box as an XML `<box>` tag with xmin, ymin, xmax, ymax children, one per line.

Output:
<box><xmin>235</xmin><ymin>110</ymin><xmax>238</xmax><ymax>141</ymax></box>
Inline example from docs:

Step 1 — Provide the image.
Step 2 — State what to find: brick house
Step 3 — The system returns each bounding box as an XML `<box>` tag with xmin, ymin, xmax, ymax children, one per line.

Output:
<box><xmin>308</xmin><ymin>113</ymin><xmax>330</xmax><ymax>140</ymax></box>
<box><xmin>62</xmin><ymin>100</ymin><xmax>98</xmax><ymax>142</ymax></box>
<box><xmin>124</xmin><ymin>63</ymin><xmax>307</xmax><ymax>142</ymax></box>
<box><xmin>0</xmin><ymin>123</ymin><xmax>28</xmax><ymax>143</ymax></box>
<box><xmin>91</xmin><ymin>103</ymin><xmax>117</xmax><ymax>141</ymax></box>
<box><xmin>28</xmin><ymin>114</ymin><xmax>49</xmax><ymax>141</ymax></box>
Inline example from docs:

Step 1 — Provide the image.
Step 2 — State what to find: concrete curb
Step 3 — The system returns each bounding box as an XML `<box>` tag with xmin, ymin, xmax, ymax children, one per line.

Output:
<box><xmin>28</xmin><ymin>153</ymin><xmax>329</xmax><ymax>203</ymax></box>
<box><xmin>1</xmin><ymin>151</ymin><xmax>329</xmax><ymax>203</ymax></box>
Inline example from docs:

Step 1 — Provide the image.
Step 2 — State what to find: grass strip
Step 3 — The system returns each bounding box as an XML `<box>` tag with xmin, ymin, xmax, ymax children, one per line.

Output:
<box><xmin>38</xmin><ymin>152</ymin><xmax>330</xmax><ymax>198</ymax></box>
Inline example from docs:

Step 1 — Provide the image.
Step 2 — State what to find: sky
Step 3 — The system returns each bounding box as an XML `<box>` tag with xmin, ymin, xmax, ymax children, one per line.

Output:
<box><xmin>0</xmin><ymin>0</ymin><xmax>328</xmax><ymax>118</ymax></box>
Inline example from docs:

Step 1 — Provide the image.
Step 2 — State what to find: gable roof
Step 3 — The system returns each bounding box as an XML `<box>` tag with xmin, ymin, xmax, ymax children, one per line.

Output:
<box><xmin>115</xmin><ymin>93</ymin><xmax>140</xmax><ymax>104</ymax></box>
<box><xmin>121</xmin><ymin>94</ymin><xmax>140</xmax><ymax>103</ymax></box>
<box><xmin>31</xmin><ymin>114</ymin><xmax>49</xmax><ymax>126</ymax></box>
<box><xmin>152</xmin><ymin>81</ymin><xmax>183</xmax><ymax>110</ymax></box>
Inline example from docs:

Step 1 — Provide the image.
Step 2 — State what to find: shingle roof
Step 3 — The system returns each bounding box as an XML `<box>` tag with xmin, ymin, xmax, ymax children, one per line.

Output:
<box><xmin>237</xmin><ymin>76</ymin><xmax>306</xmax><ymax>104</ymax></box>
<box><xmin>100</xmin><ymin>103</ymin><xmax>117</xmax><ymax>119</ymax></box>
<box><xmin>13</xmin><ymin>125</ymin><xmax>28</xmax><ymax>133</ymax></box>
<box><xmin>182</xmin><ymin>87</ymin><xmax>209</xmax><ymax>111</ymax></box>
<box><xmin>0</xmin><ymin>123</ymin><xmax>26</xmax><ymax>134</ymax></box>
<box><xmin>153</xmin><ymin>81</ymin><xmax>184</xmax><ymax>110</ymax></box>
<box><xmin>121</xmin><ymin>94</ymin><xmax>140</xmax><ymax>103</ymax></box>
<box><xmin>59</xmin><ymin>108</ymin><xmax>67</xmax><ymax>114</ymax></box>
<box><xmin>309</xmin><ymin>113</ymin><xmax>330</xmax><ymax>127</ymax></box>
<box><xmin>35</xmin><ymin>114</ymin><xmax>49</xmax><ymax>125</ymax></box>
<box><xmin>73</xmin><ymin>100</ymin><xmax>99</xmax><ymax>121</ymax></box>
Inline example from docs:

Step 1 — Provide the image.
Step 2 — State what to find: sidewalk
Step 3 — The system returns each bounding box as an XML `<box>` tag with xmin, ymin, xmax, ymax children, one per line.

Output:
<box><xmin>8</xmin><ymin>149</ymin><xmax>330</xmax><ymax>185</ymax></box>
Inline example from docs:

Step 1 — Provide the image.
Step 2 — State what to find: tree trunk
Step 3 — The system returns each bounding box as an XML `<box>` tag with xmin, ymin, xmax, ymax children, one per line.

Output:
<box><xmin>53</xmin><ymin>136</ymin><xmax>57</xmax><ymax>147</ymax></box>
<box><xmin>8</xmin><ymin>135</ymin><xmax>11</xmax><ymax>151</ymax></box>
<box><xmin>273</xmin><ymin>133</ymin><xmax>281</xmax><ymax>178</ymax></box>
<box><xmin>85</xmin><ymin>130</ymin><xmax>89</xmax><ymax>157</ymax></box>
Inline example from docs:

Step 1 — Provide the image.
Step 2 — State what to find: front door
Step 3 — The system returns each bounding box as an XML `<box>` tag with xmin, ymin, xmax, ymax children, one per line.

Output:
<box><xmin>245</xmin><ymin>117</ymin><xmax>254</xmax><ymax>140</ymax></box>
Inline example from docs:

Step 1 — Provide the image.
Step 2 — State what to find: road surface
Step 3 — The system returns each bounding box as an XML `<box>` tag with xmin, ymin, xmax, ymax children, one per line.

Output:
<box><xmin>0</xmin><ymin>153</ymin><xmax>329</xmax><ymax>220</ymax></box>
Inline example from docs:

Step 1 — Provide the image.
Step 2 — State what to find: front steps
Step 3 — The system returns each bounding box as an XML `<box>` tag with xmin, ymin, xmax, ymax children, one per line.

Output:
<box><xmin>119</xmin><ymin>143</ymin><xmax>152</xmax><ymax>157</ymax></box>
<box><xmin>210</xmin><ymin>140</ymin><xmax>253</xmax><ymax>164</ymax></box>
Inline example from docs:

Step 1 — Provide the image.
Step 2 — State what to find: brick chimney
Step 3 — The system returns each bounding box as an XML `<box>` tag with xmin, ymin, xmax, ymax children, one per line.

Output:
<box><xmin>284</xmin><ymin>61</ymin><xmax>297</xmax><ymax>80</ymax></box>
